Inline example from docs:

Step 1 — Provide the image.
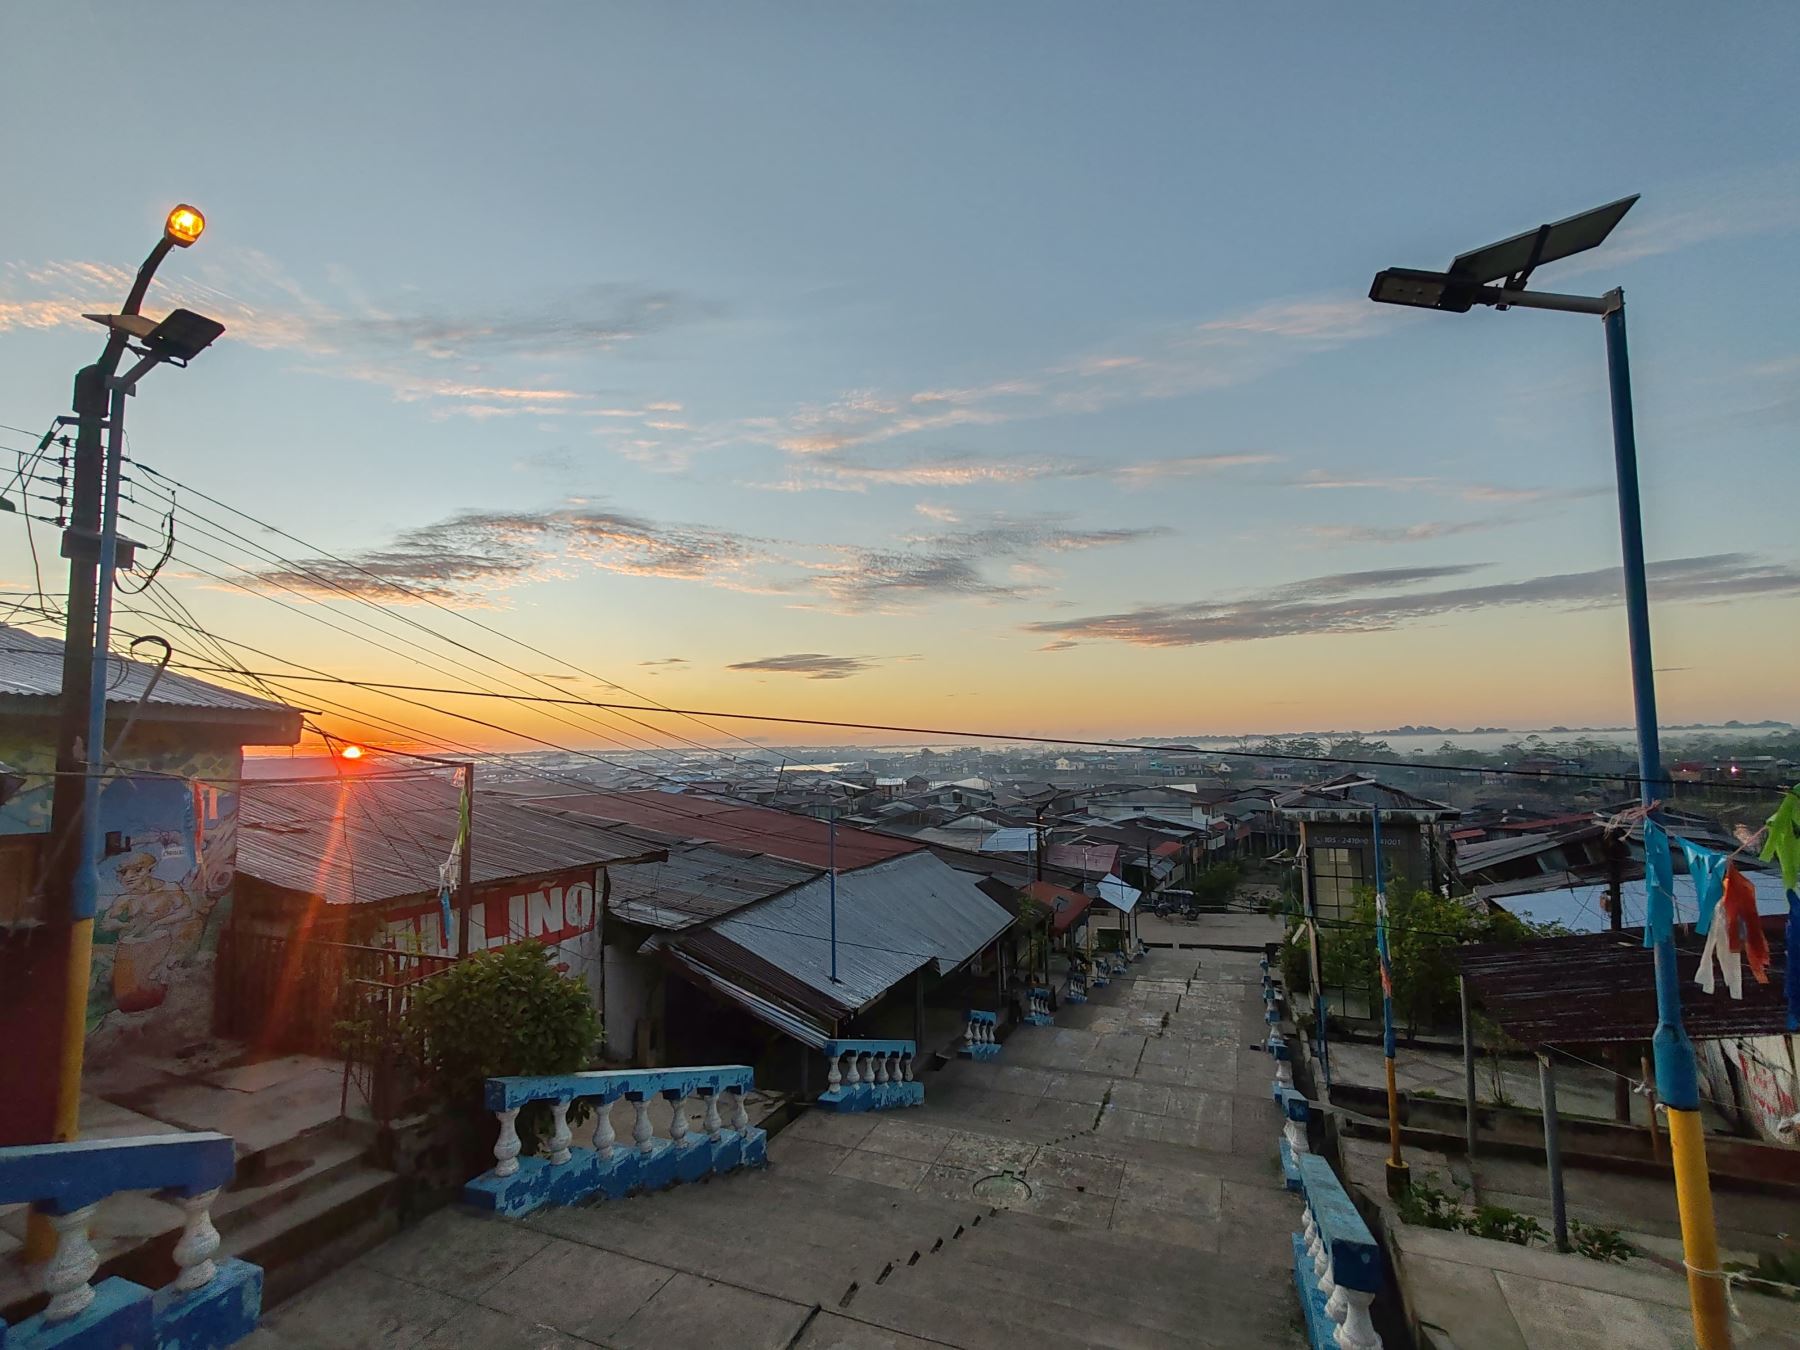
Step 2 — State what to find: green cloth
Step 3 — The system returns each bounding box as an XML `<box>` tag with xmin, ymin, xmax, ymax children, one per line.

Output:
<box><xmin>1762</xmin><ymin>790</ymin><xmax>1800</xmax><ymax>892</ymax></box>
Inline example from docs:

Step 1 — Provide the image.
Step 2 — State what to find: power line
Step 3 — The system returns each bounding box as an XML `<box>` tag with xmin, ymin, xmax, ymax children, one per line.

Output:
<box><xmin>115</xmin><ymin>662</ymin><xmax>1800</xmax><ymax>798</ymax></box>
<box><xmin>128</xmin><ymin>459</ymin><xmax>785</xmax><ymax>768</ymax></box>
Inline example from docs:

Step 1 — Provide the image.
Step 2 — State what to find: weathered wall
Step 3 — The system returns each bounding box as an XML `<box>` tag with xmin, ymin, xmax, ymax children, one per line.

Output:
<box><xmin>0</xmin><ymin>721</ymin><xmax>244</xmax><ymax>1064</ymax></box>
<box><xmin>1701</xmin><ymin>1034</ymin><xmax>1799</xmax><ymax>1148</ymax></box>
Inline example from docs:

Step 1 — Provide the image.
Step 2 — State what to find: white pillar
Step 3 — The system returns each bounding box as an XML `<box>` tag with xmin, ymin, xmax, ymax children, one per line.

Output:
<box><xmin>874</xmin><ymin>1054</ymin><xmax>890</xmax><ymax>1086</ymax></box>
<box><xmin>548</xmin><ymin>1099</ymin><xmax>573</xmax><ymax>1165</ymax></box>
<box><xmin>963</xmin><ymin>1018</ymin><xmax>976</xmax><ymax>1053</ymax></box>
<box><xmin>42</xmin><ymin>1203</ymin><xmax>100</xmax><ymax>1323</ymax></box>
<box><xmin>493</xmin><ymin>1108</ymin><xmax>522</xmax><ymax>1177</ymax></box>
<box><xmin>668</xmin><ymin>1092</ymin><xmax>690</xmax><ymax>1147</ymax></box>
<box><xmin>856</xmin><ymin>1052</ymin><xmax>873</xmax><ymax>1088</ymax></box>
<box><xmin>1332</xmin><ymin>1288</ymin><xmax>1382</xmax><ymax>1349</ymax></box>
<box><xmin>631</xmin><ymin>1098</ymin><xmax>656</xmax><ymax>1155</ymax></box>
<box><xmin>703</xmin><ymin>1091</ymin><xmax>723</xmax><ymax>1140</ymax></box>
<box><xmin>827</xmin><ymin>1051</ymin><xmax>843</xmax><ymax>1091</ymax></box>
<box><xmin>1285</xmin><ymin>1116</ymin><xmax>1309</xmax><ymax>1156</ymax></box>
<box><xmin>1276</xmin><ymin>1059</ymin><xmax>1294</xmax><ymax>1089</ymax></box>
<box><xmin>172</xmin><ymin>1187</ymin><xmax>222</xmax><ymax>1292</ymax></box>
<box><xmin>901</xmin><ymin>1052</ymin><xmax>915</xmax><ymax>1081</ymax></box>
<box><xmin>843</xmin><ymin>1053</ymin><xmax>860</xmax><ymax>1088</ymax></box>
<box><xmin>595</xmin><ymin>1099</ymin><xmax>617</xmax><ymax>1159</ymax></box>
<box><xmin>730</xmin><ymin>1088</ymin><xmax>751</xmax><ymax>1132</ymax></box>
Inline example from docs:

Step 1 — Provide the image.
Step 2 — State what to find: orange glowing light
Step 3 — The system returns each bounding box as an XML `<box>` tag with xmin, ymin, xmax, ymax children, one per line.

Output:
<box><xmin>164</xmin><ymin>204</ymin><xmax>206</xmax><ymax>247</ymax></box>
<box><xmin>339</xmin><ymin>745</ymin><xmax>365</xmax><ymax>761</ymax></box>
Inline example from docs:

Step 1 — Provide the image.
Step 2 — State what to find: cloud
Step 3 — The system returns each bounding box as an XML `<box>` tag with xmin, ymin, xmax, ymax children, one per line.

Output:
<box><xmin>1024</xmin><ymin>553</ymin><xmax>1800</xmax><ymax>649</ymax></box>
<box><xmin>1038</xmin><ymin>639</ymin><xmax>1080</xmax><ymax>652</ymax></box>
<box><xmin>247</xmin><ymin>502</ymin><xmax>1160</xmax><ymax>613</ymax></box>
<box><xmin>914</xmin><ymin>503</ymin><xmax>961</xmax><ymax>523</ymax></box>
<box><xmin>0</xmin><ymin>255</ymin><xmax>699</xmax><ymax>418</ymax></box>
<box><xmin>1293</xmin><ymin>470</ymin><xmax>1607</xmax><ymax>507</ymax></box>
<box><xmin>813</xmin><ymin>516</ymin><xmax>1168</xmax><ymax>610</ymax></box>
<box><xmin>726</xmin><ymin>653</ymin><xmax>874</xmax><ymax>680</ymax></box>
<box><xmin>638</xmin><ymin>656</ymin><xmax>689</xmax><ymax>668</ymax></box>
<box><xmin>756</xmin><ymin>449</ymin><xmax>1278</xmax><ymax>493</ymax></box>
<box><xmin>1303</xmin><ymin>517</ymin><xmax>1520</xmax><ymax>545</ymax></box>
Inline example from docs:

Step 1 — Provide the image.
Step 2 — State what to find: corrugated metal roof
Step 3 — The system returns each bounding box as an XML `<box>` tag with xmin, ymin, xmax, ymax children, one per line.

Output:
<box><xmin>516</xmin><ymin>790</ymin><xmax>919</xmax><ymax>870</ymax></box>
<box><xmin>0</xmin><ymin>624</ymin><xmax>298</xmax><ymax>720</ymax></box>
<box><xmin>605</xmin><ymin>843</ymin><xmax>816</xmax><ymax>931</ymax></box>
<box><xmin>1020</xmin><ymin>880</ymin><xmax>1093</xmax><ymax>935</ymax></box>
<box><xmin>1095</xmin><ymin>874</ymin><xmax>1143</xmax><ymax>913</ymax></box>
<box><xmin>1046</xmin><ymin>842</ymin><xmax>1118</xmax><ymax>878</ymax></box>
<box><xmin>978</xmin><ymin>827</ymin><xmax>1038</xmax><ymax>854</ymax></box>
<box><xmin>657</xmin><ymin>851</ymin><xmax>1013</xmax><ymax>1035</ymax></box>
<box><xmin>238</xmin><ymin>776</ymin><xmax>667</xmax><ymax>906</ymax></box>
<box><xmin>1458</xmin><ymin>923</ymin><xmax>1791</xmax><ymax>1044</ymax></box>
<box><xmin>1276</xmin><ymin>774</ymin><xmax>1458</xmax><ymax>820</ymax></box>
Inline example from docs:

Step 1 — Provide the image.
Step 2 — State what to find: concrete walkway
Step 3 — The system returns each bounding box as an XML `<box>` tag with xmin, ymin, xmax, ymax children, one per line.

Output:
<box><xmin>248</xmin><ymin>948</ymin><xmax>1304</xmax><ymax>1348</ymax></box>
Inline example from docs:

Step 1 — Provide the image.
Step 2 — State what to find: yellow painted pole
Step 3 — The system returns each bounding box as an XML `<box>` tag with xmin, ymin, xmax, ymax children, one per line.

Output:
<box><xmin>24</xmin><ymin>918</ymin><xmax>93</xmax><ymax>1261</ymax></box>
<box><xmin>1666</xmin><ymin>1108</ymin><xmax>1732</xmax><ymax>1348</ymax></box>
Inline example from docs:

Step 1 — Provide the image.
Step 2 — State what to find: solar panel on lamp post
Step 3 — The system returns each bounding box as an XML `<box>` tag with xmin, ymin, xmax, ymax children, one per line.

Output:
<box><xmin>1368</xmin><ymin>194</ymin><xmax>1732</xmax><ymax>1350</ymax></box>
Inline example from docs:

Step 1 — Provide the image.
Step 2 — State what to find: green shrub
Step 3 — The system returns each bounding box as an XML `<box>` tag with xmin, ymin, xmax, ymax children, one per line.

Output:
<box><xmin>405</xmin><ymin>940</ymin><xmax>600</xmax><ymax>1149</ymax></box>
<box><xmin>1569</xmin><ymin>1221</ymin><xmax>1636</xmax><ymax>1264</ymax></box>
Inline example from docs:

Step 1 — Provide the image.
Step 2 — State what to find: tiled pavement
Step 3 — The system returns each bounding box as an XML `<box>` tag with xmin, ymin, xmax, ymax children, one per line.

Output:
<box><xmin>250</xmin><ymin>949</ymin><xmax>1305</xmax><ymax>1349</ymax></box>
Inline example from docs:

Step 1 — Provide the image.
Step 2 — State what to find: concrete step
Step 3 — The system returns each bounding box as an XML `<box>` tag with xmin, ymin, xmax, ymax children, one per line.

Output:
<box><xmin>214</xmin><ymin>1132</ymin><xmax>370</xmax><ymax>1235</ymax></box>
<box><xmin>224</xmin><ymin>1164</ymin><xmax>401</xmax><ymax>1310</ymax></box>
<box><xmin>842</xmin><ymin>1276</ymin><xmax>1163</xmax><ymax>1350</ymax></box>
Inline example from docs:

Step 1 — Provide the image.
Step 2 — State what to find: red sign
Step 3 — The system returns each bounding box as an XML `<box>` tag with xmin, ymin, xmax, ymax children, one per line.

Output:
<box><xmin>380</xmin><ymin>868</ymin><xmax>598</xmax><ymax>957</ymax></box>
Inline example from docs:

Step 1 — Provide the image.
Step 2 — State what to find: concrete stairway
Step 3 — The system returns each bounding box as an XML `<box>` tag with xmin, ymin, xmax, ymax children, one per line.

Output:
<box><xmin>253</xmin><ymin>948</ymin><xmax>1308</xmax><ymax>1348</ymax></box>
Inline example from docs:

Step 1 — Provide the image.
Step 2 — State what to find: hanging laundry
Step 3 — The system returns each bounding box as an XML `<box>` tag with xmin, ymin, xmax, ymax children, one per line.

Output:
<box><xmin>1641</xmin><ymin>818</ymin><xmax>1676</xmax><ymax>948</ymax></box>
<box><xmin>1761</xmin><ymin>790</ymin><xmax>1800</xmax><ymax>892</ymax></box>
<box><xmin>1724</xmin><ymin>862</ymin><xmax>1771</xmax><ymax>983</ymax></box>
<box><xmin>1679</xmin><ymin>838</ymin><xmax>1728</xmax><ymax>935</ymax></box>
<box><xmin>1695</xmin><ymin>901</ymin><xmax>1742</xmax><ymax>998</ymax></box>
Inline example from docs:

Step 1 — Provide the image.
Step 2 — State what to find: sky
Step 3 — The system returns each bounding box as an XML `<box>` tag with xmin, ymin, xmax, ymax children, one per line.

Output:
<box><xmin>1</xmin><ymin>3</ymin><xmax>1796</xmax><ymax>755</ymax></box>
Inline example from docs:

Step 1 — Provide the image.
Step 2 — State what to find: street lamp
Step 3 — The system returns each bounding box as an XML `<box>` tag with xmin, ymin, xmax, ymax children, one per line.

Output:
<box><xmin>1368</xmin><ymin>196</ymin><xmax>1732</xmax><ymax>1349</ymax></box>
<box><xmin>37</xmin><ymin>206</ymin><xmax>224</xmax><ymax>1239</ymax></box>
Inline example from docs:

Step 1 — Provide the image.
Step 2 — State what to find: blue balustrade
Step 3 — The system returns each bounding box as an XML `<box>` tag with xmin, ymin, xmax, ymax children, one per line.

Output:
<box><xmin>1024</xmin><ymin>986</ymin><xmax>1054</xmax><ymax>1026</ymax></box>
<box><xmin>1276</xmin><ymin>1087</ymin><xmax>1310</xmax><ymax>1192</ymax></box>
<box><xmin>818</xmin><ymin>1040</ymin><xmax>924</xmax><ymax>1112</ymax></box>
<box><xmin>1062</xmin><ymin>970</ymin><xmax>1088</xmax><ymax>1004</ymax></box>
<box><xmin>1267</xmin><ymin>1031</ymin><xmax>1294</xmax><ymax>1100</ymax></box>
<box><xmin>958</xmin><ymin>1011</ymin><xmax>1001</xmax><ymax>1059</ymax></box>
<box><xmin>0</xmin><ymin>1132</ymin><xmax>261</xmax><ymax>1350</ymax></box>
<box><xmin>1293</xmin><ymin>1153</ymin><xmax>1384</xmax><ymax>1350</ymax></box>
<box><xmin>466</xmin><ymin>1065</ymin><xmax>764</xmax><ymax>1218</ymax></box>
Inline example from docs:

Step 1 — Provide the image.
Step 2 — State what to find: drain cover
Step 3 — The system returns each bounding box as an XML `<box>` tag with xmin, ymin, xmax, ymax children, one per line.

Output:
<box><xmin>973</xmin><ymin>1172</ymin><xmax>1032</xmax><ymax>1207</ymax></box>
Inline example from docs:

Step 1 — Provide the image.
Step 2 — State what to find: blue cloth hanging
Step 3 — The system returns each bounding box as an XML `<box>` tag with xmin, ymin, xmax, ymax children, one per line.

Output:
<box><xmin>1679</xmin><ymin>838</ymin><xmax>1728</xmax><ymax>936</ymax></box>
<box><xmin>1642</xmin><ymin>818</ymin><xmax>1676</xmax><ymax>948</ymax></box>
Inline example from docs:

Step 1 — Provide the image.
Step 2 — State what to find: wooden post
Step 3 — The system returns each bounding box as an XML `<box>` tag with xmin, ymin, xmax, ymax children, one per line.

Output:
<box><xmin>1642</xmin><ymin>1050</ymin><xmax>1661</xmax><ymax>1161</ymax></box>
<box><xmin>1460</xmin><ymin>975</ymin><xmax>1478</xmax><ymax>1159</ymax></box>
<box><xmin>1538</xmin><ymin>1051</ymin><xmax>1569</xmax><ymax>1251</ymax></box>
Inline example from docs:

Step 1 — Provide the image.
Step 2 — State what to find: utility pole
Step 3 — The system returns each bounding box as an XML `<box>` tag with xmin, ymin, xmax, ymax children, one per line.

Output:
<box><xmin>828</xmin><ymin>802</ymin><xmax>839</xmax><ymax>983</ymax></box>
<box><xmin>30</xmin><ymin>206</ymin><xmax>215</xmax><ymax>1265</ymax></box>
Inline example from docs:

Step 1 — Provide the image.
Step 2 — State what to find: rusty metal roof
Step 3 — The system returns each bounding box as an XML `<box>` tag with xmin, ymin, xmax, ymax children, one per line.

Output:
<box><xmin>238</xmin><ymin>775</ymin><xmax>667</xmax><ymax>906</ymax></box>
<box><xmin>1457</xmin><ymin>922</ymin><xmax>1791</xmax><ymax>1045</ymax></box>
<box><xmin>515</xmin><ymin>789</ymin><xmax>920</xmax><ymax>870</ymax></box>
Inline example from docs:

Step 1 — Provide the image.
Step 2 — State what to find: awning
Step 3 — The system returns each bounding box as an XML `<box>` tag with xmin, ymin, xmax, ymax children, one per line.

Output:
<box><xmin>1095</xmin><ymin>874</ymin><xmax>1142</xmax><ymax>913</ymax></box>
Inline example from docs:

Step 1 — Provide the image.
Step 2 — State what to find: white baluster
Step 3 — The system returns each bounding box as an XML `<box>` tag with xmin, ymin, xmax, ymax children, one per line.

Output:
<box><xmin>1302</xmin><ymin>1206</ymin><xmax>1320</xmax><ymax>1262</ymax></box>
<box><xmin>1285</xmin><ymin>1115</ymin><xmax>1310</xmax><ymax>1156</ymax></box>
<box><xmin>1276</xmin><ymin>1058</ymin><xmax>1294</xmax><ymax>1089</ymax></box>
<box><xmin>595</xmin><ymin>1099</ymin><xmax>617</xmax><ymax>1159</ymax></box>
<box><xmin>703</xmin><ymin>1091</ymin><xmax>724</xmax><ymax>1140</ymax></box>
<box><xmin>42</xmin><ymin>1203</ymin><xmax>100</xmax><ymax>1323</ymax></box>
<box><xmin>1332</xmin><ymin>1288</ymin><xmax>1382</xmax><ymax>1349</ymax></box>
<box><xmin>901</xmin><ymin>1052</ymin><xmax>914</xmax><ymax>1081</ymax></box>
<box><xmin>874</xmin><ymin>1054</ymin><xmax>891</xmax><ymax>1086</ymax></box>
<box><xmin>493</xmin><ymin>1108</ymin><xmax>522</xmax><ymax>1177</ymax></box>
<box><xmin>632</xmin><ymin>1098</ymin><xmax>656</xmax><ymax>1155</ymax></box>
<box><xmin>964</xmin><ymin>1018</ymin><xmax>976</xmax><ymax>1052</ymax></box>
<box><xmin>982</xmin><ymin>1020</ymin><xmax>994</xmax><ymax>1044</ymax></box>
<box><xmin>172</xmin><ymin>1187</ymin><xmax>222</xmax><ymax>1292</ymax></box>
<box><xmin>843</xmin><ymin>1052</ymin><xmax>860</xmax><ymax>1087</ymax></box>
<box><xmin>548</xmin><ymin>1099</ymin><xmax>573</xmax><ymax>1165</ymax></box>
<box><xmin>827</xmin><ymin>1051</ymin><xmax>843</xmax><ymax>1091</ymax></box>
<box><xmin>1314</xmin><ymin>1247</ymin><xmax>1335</xmax><ymax>1303</ymax></box>
<box><xmin>730</xmin><ymin>1088</ymin><xmax>751</xmax><ymax>1132</ymax></box>
<box><xmin>857</xmin><ymin>1052</ymin><xmax>873</xmax><ymax>1089</ymax></box>
<box><xmin>668</xmin><ymin>1091</ymin><xmax>690</xmax><ymax>1147</ymax></box>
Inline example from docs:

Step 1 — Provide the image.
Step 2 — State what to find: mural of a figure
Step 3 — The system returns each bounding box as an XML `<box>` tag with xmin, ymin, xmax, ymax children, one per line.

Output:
<box><xmin>99</xmin><ymin>850</ymin><xmax>210</xmax><ymax>1012</ymax></box>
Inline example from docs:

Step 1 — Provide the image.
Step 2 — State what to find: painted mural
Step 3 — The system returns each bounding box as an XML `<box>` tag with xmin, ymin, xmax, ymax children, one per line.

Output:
<box><xmin>0</xmin><ymin>727</ymin><xmax>242</xmax><ymax>1048</ymax></box>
